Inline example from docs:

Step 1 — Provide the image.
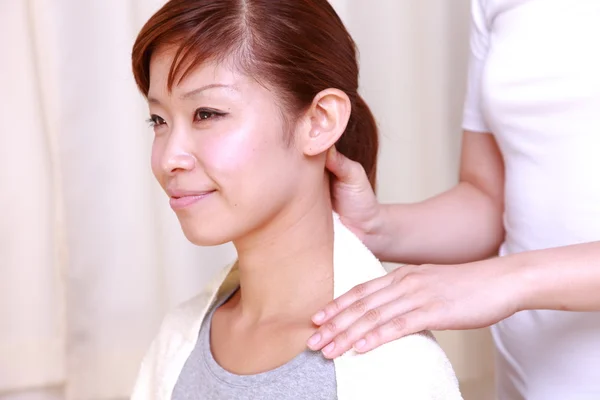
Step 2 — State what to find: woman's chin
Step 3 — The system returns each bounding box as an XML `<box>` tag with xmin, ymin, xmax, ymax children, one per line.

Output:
<box><xmin>181</xmin><ymin>226</ymin><xmax>231</xmax><ymax>247</ymax></box>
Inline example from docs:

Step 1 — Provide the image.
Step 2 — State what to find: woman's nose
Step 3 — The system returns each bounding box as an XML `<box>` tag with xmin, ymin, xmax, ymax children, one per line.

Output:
<box><xmin>163</xmin><ymin>151</ymin><xmax>196</xmax><ymax>175</ymax></box>
<box><xmin>160</xmin><ymin>129</ymin><xmax>196</xmax><ymax>174</ymax></box>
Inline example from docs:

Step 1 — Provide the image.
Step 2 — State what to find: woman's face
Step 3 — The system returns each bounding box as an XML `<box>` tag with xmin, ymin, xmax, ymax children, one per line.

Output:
<box><xmin>147</xmin><ymin>49</ymin><xmax>310</xmax><ymax>246</ymax></box>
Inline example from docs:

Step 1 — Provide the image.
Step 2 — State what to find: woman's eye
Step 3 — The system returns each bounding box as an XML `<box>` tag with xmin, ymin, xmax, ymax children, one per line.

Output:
<box><xmin>194</xmin><ymin>109</ymin><xmax>225</xmax><ymax>122</ymax></box>
<box><xmin>147</xmin><ymin>115</ymin><xmax>166</xmax><ymax>127</ymax></box>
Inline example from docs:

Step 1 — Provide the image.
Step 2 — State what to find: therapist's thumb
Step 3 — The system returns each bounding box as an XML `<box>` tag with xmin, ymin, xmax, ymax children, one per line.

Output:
<box><xmin>325</xmin><ymin>146</ymin><xmax>368</xmax><ymax>186</ymax></box>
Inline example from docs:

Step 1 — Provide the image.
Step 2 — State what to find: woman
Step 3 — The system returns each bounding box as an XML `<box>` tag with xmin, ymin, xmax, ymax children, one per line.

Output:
<box><xmin>129</xmin><ymin>0</ymin><xmax>462</xmax><ymax>399</ymax></box>
<box><xmin>308</xmin><ymin>1</ymin><xmax>600</xmax><ymax>399</ymax></box>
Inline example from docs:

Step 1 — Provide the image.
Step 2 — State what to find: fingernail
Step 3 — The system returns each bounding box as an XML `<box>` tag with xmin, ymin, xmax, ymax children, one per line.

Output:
<box><xmin>322</xmin><ymin>342</ymin><xmax>335</xmax><ymax>355</ymax></box>
<box><xmin>354</xmin><ymin>339</ymin><xmax>366</xmax><ymax>351</ymax></box>
<box><xmin>313</xmin><ymin>311</ymin><xmax>325</xmax><ymax>323</ymax></box>
<box><xmin>308</xmin><ymin>333</ymin><xmax>321</xmax><ymax>347</ymax></box>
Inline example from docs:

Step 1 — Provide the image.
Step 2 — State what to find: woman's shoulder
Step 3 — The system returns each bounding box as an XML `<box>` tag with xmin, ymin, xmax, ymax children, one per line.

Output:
<box><xmin>146</xmin><ymin>262</ymin><xmax>238</xmax><ymax>353</ymax></box>
<box><xmin>131</xmin><ymin>263</ymin><xmax>238</xmax><ymax>399</ymax></box>
<box><xmin>131</xmin><ymin>293</ymin><xmax>217</xmax><ymax>399</ymax></box>
<box><xmin>377</xmin><ymin>331</ymin><xmax>463</xmax><ymax>398</ymax></box>
<box><xmin>334</xmin><ymin>330</ymin><xmax>463</xmax><ymax>399</ymax></box>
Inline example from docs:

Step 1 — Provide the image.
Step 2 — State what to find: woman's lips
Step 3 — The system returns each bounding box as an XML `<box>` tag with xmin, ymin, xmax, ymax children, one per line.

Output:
<box><xmin>169</xmin><ymin>191</ymin><xmax>215</xmax><ymax>210</ymax></box>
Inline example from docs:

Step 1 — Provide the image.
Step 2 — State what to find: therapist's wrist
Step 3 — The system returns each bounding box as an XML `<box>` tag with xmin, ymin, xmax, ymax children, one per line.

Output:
<box><xmin>501</xmin><ymin>252</ymin><xmax>539</xmax><ymax>313</ymax></box>
<box><xmin>361</xmin><ymin>204</ymin><xmax>395</xmax><ymax>260</ymax></box>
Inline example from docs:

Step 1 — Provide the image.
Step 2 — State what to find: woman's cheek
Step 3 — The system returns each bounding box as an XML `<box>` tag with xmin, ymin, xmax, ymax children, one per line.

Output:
<box><xmin>200</xmin><ymin>128</ymin><xmax>264</xmax><ymax>180</ymax></box>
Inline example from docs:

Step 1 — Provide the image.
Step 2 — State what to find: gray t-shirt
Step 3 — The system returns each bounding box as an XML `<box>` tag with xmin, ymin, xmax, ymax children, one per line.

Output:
<box><xmin>172</xmin><ymin>290</ymin><xmax>337</xmax><ymax>400</ymax></box>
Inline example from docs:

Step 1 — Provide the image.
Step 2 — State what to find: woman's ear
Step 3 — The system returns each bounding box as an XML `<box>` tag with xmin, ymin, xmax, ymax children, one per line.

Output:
<box><xmin>299</xmin><ymin>88</ymin><xmax>351</xmax><ymax>156</ymax></box>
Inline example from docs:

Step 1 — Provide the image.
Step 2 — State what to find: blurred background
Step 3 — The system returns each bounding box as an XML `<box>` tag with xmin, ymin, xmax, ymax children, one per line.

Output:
<box><xmin>0</xmin><ymin>0</ymin><xmax>495</xmax><ymax>399</ymax></box>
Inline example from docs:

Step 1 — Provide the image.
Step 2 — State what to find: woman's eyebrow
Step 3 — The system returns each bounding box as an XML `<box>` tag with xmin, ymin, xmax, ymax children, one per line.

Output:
<box><xmin>148</xmin><ymin>83</ymin><xmax>239</xmax><ymax>104</ymax></box>
<box><xmin>180</xmin><ymin>83</ymin><xmax>239</xmax><ymax>100</ymax></box>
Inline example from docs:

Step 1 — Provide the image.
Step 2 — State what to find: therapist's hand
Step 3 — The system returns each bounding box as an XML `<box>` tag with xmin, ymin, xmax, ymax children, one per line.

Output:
<box><xmin>314</xmin><ymin>148</ymin><xmax>521</xmax><ymax>358</ymax></box>
<box><xmin>324</xmin><ymin>146</ymin><xmax>387</xmax><ymax>255</ymax></box>
<box><xmin>307</xmin><ymin>260</ymin><xmax>521</xmax><ymax>358</ymax></box>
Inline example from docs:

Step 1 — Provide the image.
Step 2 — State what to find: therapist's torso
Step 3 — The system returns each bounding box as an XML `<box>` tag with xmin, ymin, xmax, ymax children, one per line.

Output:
<box><xmin>466</xmin><ymin>0</ymin><xmax>600</xmax><ymax>399</ymax></box>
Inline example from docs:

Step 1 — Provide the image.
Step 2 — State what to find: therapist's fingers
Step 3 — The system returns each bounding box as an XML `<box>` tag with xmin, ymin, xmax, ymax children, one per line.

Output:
<box><xmin>310</xmin><ymin>272</ymin><xmax>395</xmax><ymax>323</ymax></box>
<box><xmin>325</xmin><ymin>146</ymin><xmax>367</xmax><ymax>185</ymax></box>
<box><xmin>308</xmin><ymin>267</ymin><xmax>410</xmax><ymax>350</ymax></box>
<box><xmin>352</xmin><ymin>309</ymin><xmax>432</xmax><ymax>354</ymax></box>
<box><xmin>318</xmin><ymin>297</ymin><xmax>421</xmax><ymax>359</ymax></box>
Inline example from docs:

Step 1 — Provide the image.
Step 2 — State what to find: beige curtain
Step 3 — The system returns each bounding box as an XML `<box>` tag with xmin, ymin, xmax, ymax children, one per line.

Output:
<box><xmin>1</xmin><ymin>0</ymin><xmax>493</xmax><ymax>399</ymax></box>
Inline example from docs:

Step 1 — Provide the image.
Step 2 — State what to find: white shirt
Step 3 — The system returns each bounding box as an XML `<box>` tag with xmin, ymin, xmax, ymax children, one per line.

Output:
<box><xmin>131</xmin><ymin>214</ymin><xmax>463</xmax><ymax>400</ymax></box>
<box><xmin>463</xmin><ymin>0</ymin><xmax>600</xmax><ymax>399</ymax></box>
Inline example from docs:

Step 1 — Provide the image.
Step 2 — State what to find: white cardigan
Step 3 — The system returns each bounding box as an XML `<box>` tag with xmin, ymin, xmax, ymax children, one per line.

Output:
<box><xmin>131</xmin><ymin>214</ymin><xmax>463</xmax><ymax>399</ymax></box>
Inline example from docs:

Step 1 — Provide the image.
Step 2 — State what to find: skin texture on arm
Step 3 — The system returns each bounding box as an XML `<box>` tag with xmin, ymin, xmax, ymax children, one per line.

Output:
<box><xmin>306</xmin><ymin>130</ymin><xmax>600</xmax><ymax>359</ymax></box>
<box><xmin>515</xmin><ymin>241</ymin><xmax>600</xmax><ymax>313</ymax></box>
<box><xmin>330</xmin><ymin>131</ymin><xmax>506</xmax><ymax>265</ymax></box>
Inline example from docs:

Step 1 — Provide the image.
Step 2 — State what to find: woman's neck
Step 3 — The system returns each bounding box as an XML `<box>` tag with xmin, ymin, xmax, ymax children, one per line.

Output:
<box><xmin>231</xmin><ymin>185</ymin><xmax>335</xmax><ymax>324</ymax></box>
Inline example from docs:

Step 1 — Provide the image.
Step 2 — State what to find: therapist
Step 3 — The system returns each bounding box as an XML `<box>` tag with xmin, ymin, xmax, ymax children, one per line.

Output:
<box><xmin>307</xmin><ymin>0</ymin><xmax>600</xmax><ymax>399</ymax></box>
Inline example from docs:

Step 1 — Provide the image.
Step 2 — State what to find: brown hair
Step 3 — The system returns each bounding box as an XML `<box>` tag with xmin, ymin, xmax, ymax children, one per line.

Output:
<box><xmin>132</xmin><ymin>0</ymin><xmax>379</xmax><ymax>188</ymax></box>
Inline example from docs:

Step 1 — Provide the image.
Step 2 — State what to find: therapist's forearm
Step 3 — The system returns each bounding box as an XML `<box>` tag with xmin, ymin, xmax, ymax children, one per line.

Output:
<box><xmin>371</xmin><ymin>181</ymin><xmax>505</xmax><ymax>265</ymax></box>
<box><xmin>513</xmin><ymin>241</ymin><xmax>600</xmax><ymax>312</ymax></box>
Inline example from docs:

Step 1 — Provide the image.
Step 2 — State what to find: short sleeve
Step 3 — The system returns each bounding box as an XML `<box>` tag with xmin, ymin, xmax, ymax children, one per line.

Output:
<box><xmin>462</xmin><ymin>0</ymin><xmax>491</xmax><ymax>133</ymax></box>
